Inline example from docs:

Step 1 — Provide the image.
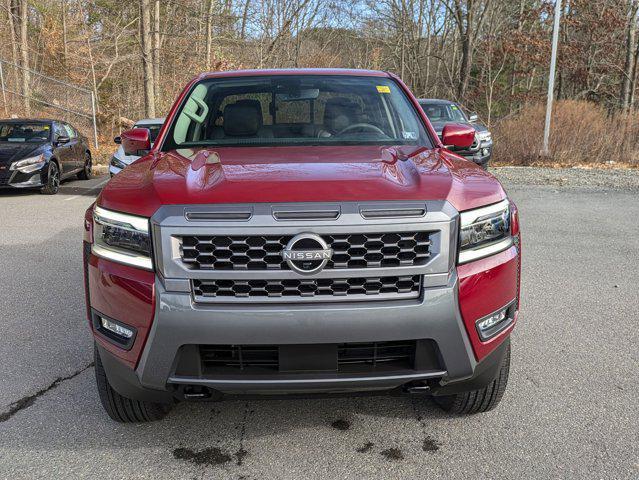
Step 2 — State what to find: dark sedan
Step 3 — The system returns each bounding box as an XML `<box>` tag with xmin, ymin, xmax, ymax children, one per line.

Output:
<box><xmin>418</xmin><ymin>99</ymin><xmax>493</xmax><ymax>168</ymax></box>
<box><xmin>0</xmin><ymin>119</ymin><xmax>92</xmax><ymax>194</ymax></box>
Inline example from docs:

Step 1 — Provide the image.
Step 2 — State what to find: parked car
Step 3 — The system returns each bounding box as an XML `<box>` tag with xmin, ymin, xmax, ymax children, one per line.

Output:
<box><xmin>418</xmin><ymin>99</ymin><xmax>493</xmax><ymax>168</ymax></box>
<box><xmin>109</xmin><ymin>118</ymin><xmax>164</xmax><ymax>176</ymax></box>
<box><xmin>84</xmin><ymin>69</ymin><xmax>521</xmax><ymax>422</ymax></box>
<box><xmin>0</xmin><ymin>118</ymin><xmax>91</xmax><ymax>194</ymax></box>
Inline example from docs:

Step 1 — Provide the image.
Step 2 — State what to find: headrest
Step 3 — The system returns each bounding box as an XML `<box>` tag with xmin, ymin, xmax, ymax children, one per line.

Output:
<box><xmin>426</xmin><ymin>106</ymin><xmax>442</xmax><ymax>120</ymax></box>
<box><xmin>223</xmin><ymin>102</ymin><xmax>262</xmax><ymax>137</ymax></box>
<box><xmin>323</xmin><ymin>97</ymin><xmax>361</xmax><ymax>134</ymax></box>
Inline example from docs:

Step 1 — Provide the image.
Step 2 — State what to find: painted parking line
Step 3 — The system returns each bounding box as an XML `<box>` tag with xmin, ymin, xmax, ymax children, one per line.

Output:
<box><xmin>63</xmin><ymin>178</ymin><xmax>109</xmax><ymax>201</ymax></box>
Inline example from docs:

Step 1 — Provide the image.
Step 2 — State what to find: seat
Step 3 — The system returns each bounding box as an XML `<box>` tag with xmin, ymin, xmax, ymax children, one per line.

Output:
<box><xmin>322</xmin><ymin>97</ymin><xmax>363</xmax><ymax>135</ymax></box>
<box><xmin>425</xmin><ymin>107</ymin><xmax>442</xmax><ymax>122</ymax></box>
<box><xmin>218</xmin><ymin>100</ymin><xmax>273</xmax><ymax>139</ymax></box>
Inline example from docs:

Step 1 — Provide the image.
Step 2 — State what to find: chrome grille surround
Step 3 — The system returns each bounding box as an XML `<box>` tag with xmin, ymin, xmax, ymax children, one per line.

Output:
<box><xmin>151</xmin><ymin>201</ymin><xmax>458</xmax><ymax>304</ymax></box>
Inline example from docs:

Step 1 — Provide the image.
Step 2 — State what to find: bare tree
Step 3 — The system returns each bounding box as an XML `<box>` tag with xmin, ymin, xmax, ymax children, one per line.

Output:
<box><xmin>140</xmin><ymin>0</ymin><xmax>156</xmax><ymax>117</ymax></box>
<box><xmin>19</xmin><ymin>0</ymin><xmax>29</xmax><ymax>114</ymax></box>
<box><xmin>205</xmin><ymin>0</ymin><xmax>215</xmax><ymax>70</ymax></box>
<box><xmin>61</xmin><ymin>0</ymin><xmax>68</xmax><ymax>74</ymax></box>
<box><xmin>5</xmin><ymin>0</ymin><xmax>20</xmax><ymax>93</ymax></box>
<box><xmin>153</xmin><ymin>0</ymin><xmax>161</xmax><ymax>105</ymax></box>
<box><xmin>445</xmin><ymin>0</ymin><xmax>491</xmax><ymax>101</ymax></box>
<box><xmin>621</xmin><ymin>0</ymin><xmax>639</xmax><ymax>110</ymax></box>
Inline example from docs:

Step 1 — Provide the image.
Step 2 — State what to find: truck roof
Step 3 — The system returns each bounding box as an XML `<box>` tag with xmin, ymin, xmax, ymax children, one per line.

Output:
<box><xmin>0</xmin><ymin>118</ymin><xmax>55</xmax><ymax>123</ymax></box>
<box><xmin>418</xmin><ymin>99</ymin><xmax>457</xmax><ymax>105</ymax></box>
<box><xmin>197</xmin><ymin>68</ymin><xmax>390</xmax><ymax>80</ymax></box>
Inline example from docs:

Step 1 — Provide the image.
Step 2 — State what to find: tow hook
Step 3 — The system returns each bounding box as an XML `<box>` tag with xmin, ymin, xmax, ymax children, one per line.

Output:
<box><xmin>403</xmin><ymin>382</ymin><xmax>431</xmax><ymax>394</ymax></box>
<box><xmin>182</xmin><ymin>386</ymin><xmax>212</xmax><ymax>400</ymax></box>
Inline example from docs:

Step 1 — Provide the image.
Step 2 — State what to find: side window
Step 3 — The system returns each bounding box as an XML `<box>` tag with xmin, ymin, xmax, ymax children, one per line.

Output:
<box><xmin>54</xmin><ymin>123</ymin><xmax>66</xmax><ymax>139</ymax></box>
<box><xmin>64</xmin><ymin>124</ymin><xmax>77</xmax><ymax>138</ymax></box>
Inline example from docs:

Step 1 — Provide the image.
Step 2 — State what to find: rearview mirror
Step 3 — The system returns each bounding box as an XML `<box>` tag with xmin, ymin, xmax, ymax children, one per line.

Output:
<box><xmin>56</xmin><ymin>135</ymin><xmax>70</xmax><ymax>145</ymax></box>
<box><xmin>113</xmin><ymin>136</ymin><xmax>121</xmax><ymax>145</ymax></box>
<box><xmin>441</xmin><ymin>123</ymin><xmax>475</xmax><ymax>150</ymax></box>
<box><xmin>469</xmin><ymin>113</ymin><xmax>478</xmax><ymax>123</ymax></box>
<box><xmin>121</xmin><ymin>128</ymin><xmax>151</xmax><ymax>156</ymax></box>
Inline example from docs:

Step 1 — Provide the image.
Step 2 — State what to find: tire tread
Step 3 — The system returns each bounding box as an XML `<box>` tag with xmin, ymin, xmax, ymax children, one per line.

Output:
<box><xmin>435</xmin><ymin>340</ymin><xmax>511</xmax><ymax>415</ymax></box>
<box><xmin>94</xmin><ymin>345</ymin><xmax>170</xmax><ymax>423</ymax></box>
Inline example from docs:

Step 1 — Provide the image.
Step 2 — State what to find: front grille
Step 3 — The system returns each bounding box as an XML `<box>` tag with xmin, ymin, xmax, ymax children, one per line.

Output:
<box><xmin>198</xmin><ymin>340</ymin><xmax>419</xmax><ymax>374</ymax></box>
<box><xmin>0</xmin><ymin>169</ymin><xmax>12</xmax><ymax>184</ymax></box>
<box><xmin>192</xmin><ymin>275</ymin><xmax>421</xmax><ymax>302</ymax></box>
<box><xmin>179</xmin><ymin>232</ymin><xmax>431</xmax><ymax>271</ymax></box>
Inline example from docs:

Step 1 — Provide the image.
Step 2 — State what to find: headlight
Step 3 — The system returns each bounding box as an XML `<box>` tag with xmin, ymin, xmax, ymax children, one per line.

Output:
<box><xmin>92</xmin><ymin>206</ymin><xmax>153</xmax><ymax>270</ymax></box>
<box><xmin>458</xmin><ymin>199</ymin><xmax>512</xmax><ymax>264</ymax></box>
<box><xmin>10</xmin><ymin>154</ymin><xmax>45</xmax><ymax>173</ymax></box>
<box><xmin>476</xmin><ymin>131</ymin><xmax>492</xmax><ymax>143</ymax></box>
<box><xmin>110</xmin><ymin>156</ymin><xmax>126</xmax><ymax>170</ymax></box>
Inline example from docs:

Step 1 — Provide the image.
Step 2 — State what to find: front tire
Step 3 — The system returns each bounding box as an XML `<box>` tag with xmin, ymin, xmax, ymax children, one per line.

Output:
<box><xmin>77</xmin><ymin>152</ymin><xmax>92</xmax><ymax>180</ymax></box>
<box><xmin>40</xmin><ymin>161</ymin><xmax>60</xmax><ymax>195</ymax></box>
<box><xmin>94</xmin><ymin>345</ymin><xmax>171</xmax><ymax>422</ymax></box>
<box><xmin>435</xmin><ymin>340</ymin><xmax>510</xmax><ymax>414</ymax></box>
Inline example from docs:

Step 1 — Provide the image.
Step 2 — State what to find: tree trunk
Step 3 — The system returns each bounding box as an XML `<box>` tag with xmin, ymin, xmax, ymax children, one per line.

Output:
<box><xmin>630</xmin><ymin>34</ymin><xmax>639</xmax><ymax>108</ymax></box>
<box><xmin>205</xmin><ymin>0</ymin><xmax>214</xmax><ymax>70</ymax></box>
<box><xmin>153</xmin><ymin>0</ymin><xmax>160</xmax><ymax>106</ymax></box>
<box><xmin>61</xmin><ymin>0</ymin><xmax>68</xmax><ymax>75</ymax></box>
<box><xmin>240</xmin><ymin>0</ymin><xmax>251</xmax><ymax>39</ymax></box>
<box><xmin>621</xmin><ymin>1</ymin><xmax>639</xmax><ymax>110</ymax></box>
<box><xmin>458</xmin><ymin>32</ymin><xmax>472</xmax><ymax>100</ymax></box>
<box><xmin>6</xmin><ymin>0</ymin><xmax>20</xmax><ymax>94</ymax></box>
<box><xmin>140</xmin><ymin>0</ymin><xmax>156</xmax><ymax>117</ymax></box>
<box><xmin>19</xmin><ymin>0</ymin><xmax>29</xmax><ymax>115</ymax></box>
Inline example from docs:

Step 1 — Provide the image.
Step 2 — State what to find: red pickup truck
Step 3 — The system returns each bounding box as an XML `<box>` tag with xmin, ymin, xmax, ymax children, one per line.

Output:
<box><xmin>83</xmin><ymin>69</ymin><xmax>521</xmax><ymax>422</ymax></box>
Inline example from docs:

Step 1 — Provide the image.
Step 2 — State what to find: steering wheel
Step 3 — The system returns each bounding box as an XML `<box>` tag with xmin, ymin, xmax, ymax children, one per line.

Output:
<box><xmin>337</xmin><ymin>123</ymin><xmax>386</xmax><ymax>136</ymax></box>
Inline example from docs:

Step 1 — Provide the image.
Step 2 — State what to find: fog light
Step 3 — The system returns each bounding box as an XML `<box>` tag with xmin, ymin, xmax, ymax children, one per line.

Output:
<box><xmin>100</xmin><ymin>316</ymin><xmax>134</xmax><ymax>339</ymax></box>
<box><xmin>476</xmin><ymin>304</ymin><xmax>513</xmax><ymax>341</ymax></box>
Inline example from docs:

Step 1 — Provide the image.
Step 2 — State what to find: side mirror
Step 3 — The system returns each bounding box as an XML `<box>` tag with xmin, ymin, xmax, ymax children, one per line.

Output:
<box><xmin>113</xmin><ymin>136</ymin><xmax>121</xmax><ymax>144</ymax></box>
<box><xmin>468</xmin><ymin>113</ymin><xmax>479</xmax><ymax>123</ymax></box>
<box><xmin>121</xmin><ymin>128</ymin><xmax>151</xmax><ymax>156</ymax></box>
<box><xmin>441</xmin><ymin>123</ymin><xmax>475</xmax><ymax>150</ymax></box>
<box><xmin>56</xmin><ymin>135</ymin><xmax>70</xmax><ymax>145</ymax></box>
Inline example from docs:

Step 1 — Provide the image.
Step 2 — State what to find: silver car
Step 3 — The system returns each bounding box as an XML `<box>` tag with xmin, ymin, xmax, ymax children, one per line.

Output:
<box><xmin>109</xmin><ymin>118</ymin><xmax>164</xmax><ymax>176</ymax></box>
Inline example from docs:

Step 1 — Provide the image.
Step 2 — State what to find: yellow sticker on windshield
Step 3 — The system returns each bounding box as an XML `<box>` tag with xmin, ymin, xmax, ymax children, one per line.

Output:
<box><xmin>376</xmin><ymin>85</ymin><xmax>391</xmax><ymax>93</ymax></box>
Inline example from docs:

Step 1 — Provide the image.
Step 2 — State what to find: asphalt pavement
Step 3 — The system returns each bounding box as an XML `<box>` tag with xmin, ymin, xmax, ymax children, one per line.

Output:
<box><xmin>0</xmin><ymin>172</ymin><xmax>637</xmax><ymax>479</ymax></box>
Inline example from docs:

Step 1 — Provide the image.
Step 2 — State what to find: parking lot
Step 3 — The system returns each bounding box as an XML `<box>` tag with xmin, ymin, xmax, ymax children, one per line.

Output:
<box><xmin>0</xmin><ymin>171</ymin><xmax>637</xmax><ymax>479</ymax></box>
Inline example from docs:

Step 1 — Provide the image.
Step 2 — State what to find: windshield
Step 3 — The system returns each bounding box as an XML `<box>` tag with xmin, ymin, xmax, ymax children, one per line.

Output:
<box><xmin>0</xmin><ymin>122</ymin><xmax>51</xmax><ymax>143</ymax></box>
<box><xmin>162</xmin><ymin>75</ymin><xmax>430</xmax><ymax>149</ymax></box>
<box><xmin>135</xmin><ymin>123</ymin><xmax>162</xmax><ymax>143</ymax></box>
<box><xmin>420</xmin><ymin>103</ymin><xmax>467</xmax><ymax>123</ymax></box>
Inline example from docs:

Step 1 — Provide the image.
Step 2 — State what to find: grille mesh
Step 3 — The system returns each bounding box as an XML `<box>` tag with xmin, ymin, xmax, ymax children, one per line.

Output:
<box><xmin>180</xmin><ymin>232</ymin><xmax>431</xmax><ymax>271</ymax></box>
<box><xmin>192</xmin><ymin>275</ymin><xmax>421</xmax><ymax>300</ymax></box>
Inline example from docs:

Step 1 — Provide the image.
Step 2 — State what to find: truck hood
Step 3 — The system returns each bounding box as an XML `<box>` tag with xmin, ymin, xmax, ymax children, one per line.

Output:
<box><xmin>98</xmin><ymin>145</ymin><xmax>506</xmax><ymax>218</ymax></box>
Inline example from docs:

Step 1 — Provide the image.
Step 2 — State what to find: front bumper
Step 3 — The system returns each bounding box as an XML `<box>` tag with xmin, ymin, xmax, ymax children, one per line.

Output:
<box><xmin>86</xmin><ymin>200</ymin><xmax>520</xmax><ymax>402</ymax></box>
<box><xmin>89</xmin><ymin>255</ymin><xmax>519</xmax><ymax>402</ymax></box>
<box><xmin>459</xmin><ymin>143</ymin><xmax>492</xmax><ymax>165</ymax></box>
<box><xmin>0</xmin><ymin>166</ymin><xmax>46</xmax><ymax>188</ymax></box>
